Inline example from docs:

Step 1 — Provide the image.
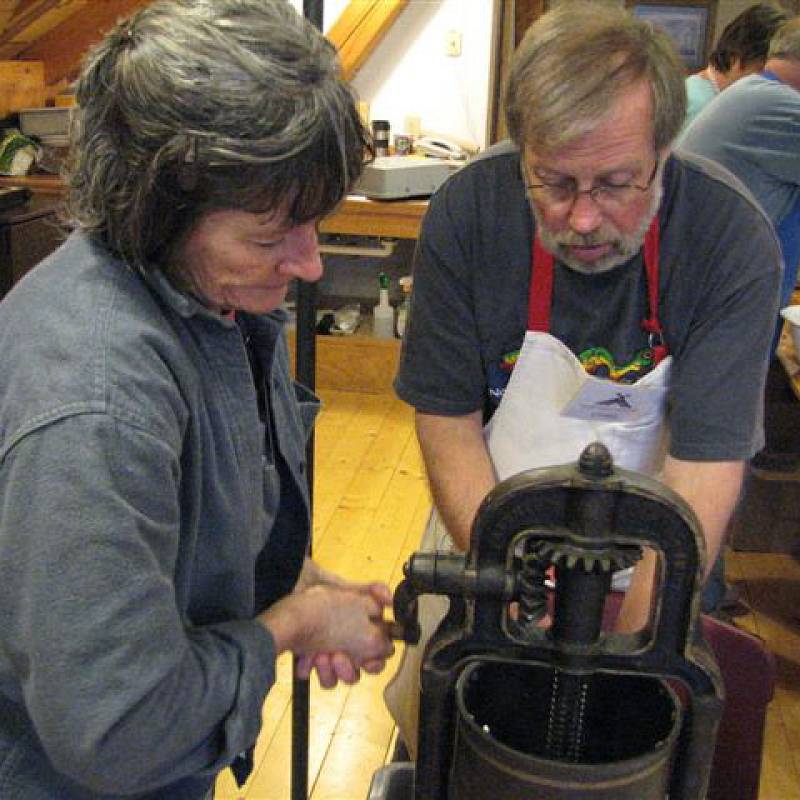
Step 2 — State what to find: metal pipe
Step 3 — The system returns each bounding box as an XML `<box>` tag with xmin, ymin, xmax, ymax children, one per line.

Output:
<box><xmin>292</xmin><ymin>7</ymin><xmax>322</xmax><ymax>799</ymax></box>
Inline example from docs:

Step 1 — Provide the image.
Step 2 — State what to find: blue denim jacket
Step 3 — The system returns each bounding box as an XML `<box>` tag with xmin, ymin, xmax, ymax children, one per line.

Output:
<box><xmin>0</xmin><ymin>232</ymin><xmax>318</xmax><ymax>798</ymax></box>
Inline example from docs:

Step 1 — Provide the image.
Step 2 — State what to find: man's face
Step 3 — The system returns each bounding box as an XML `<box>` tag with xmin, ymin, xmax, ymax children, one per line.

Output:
<box><xmin>523</xmin><ymin>79</ymin><xmax>666</xmax><ymax>274</ymax></box>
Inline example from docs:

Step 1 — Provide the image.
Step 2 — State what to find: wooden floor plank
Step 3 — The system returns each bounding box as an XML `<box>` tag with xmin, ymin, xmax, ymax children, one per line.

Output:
<box><xmin>727</xmin><ymin>550</ymin><xmax>800</xmax><ymax>798</ymax></box>
<box><xmin>215</xmin><ymin>655</ymin><xmax>294</xmax><ymax>799</ymax></box>
<box><xmin>312</xmin><ymin>392</ymin><xmax>396</xmax><ymax>544</ymax></box>
<box><xmin>310</xmin><ymin>652</ymin><xmax>403</xmax><ymax>800</ymax></box>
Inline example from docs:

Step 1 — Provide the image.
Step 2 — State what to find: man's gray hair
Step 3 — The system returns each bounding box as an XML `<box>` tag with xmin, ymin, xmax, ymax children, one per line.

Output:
<box><xmin>65</xmin><ymin>0</ymin><xmax>370</xmax><ymax>269</ymax></box>
<box><xmin>768</xmin><ymin>16</ymin><xmax>800</xmax><ymax>60</ymax></box>
<box><xmin>505</xmin><ymin>1</ymin><xmax>687</xmax><ymax>154</ymax></box>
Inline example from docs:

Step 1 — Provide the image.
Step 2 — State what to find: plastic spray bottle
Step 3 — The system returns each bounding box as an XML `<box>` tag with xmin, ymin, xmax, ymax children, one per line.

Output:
<box><xmin>396</xmin><ymin>275</ymin><xmax>413</xmax><ymax>338</ymax></box>
<box><xmin>373</xmin><ymin>272</ymin><xmax>394</xmax><ymax>339</ymax></box>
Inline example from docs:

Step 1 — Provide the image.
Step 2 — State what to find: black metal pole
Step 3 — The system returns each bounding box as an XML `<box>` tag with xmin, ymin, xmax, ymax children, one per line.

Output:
<box><xmin>303</xmin><ymin>0</ymin><xmax>323</xmax><ymax>30</ymax></box>
<box><xmin>291</xmin><ymin>278</ymin><xmax>315</xmax><ymax>800</ymax></box>
<box><xmin>292</xmin><ymin>7</ymin><xmax>323</xmax><ymax>800</ymax></box>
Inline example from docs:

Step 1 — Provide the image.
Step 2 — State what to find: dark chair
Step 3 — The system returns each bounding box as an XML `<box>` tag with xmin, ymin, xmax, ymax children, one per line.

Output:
<box><xmin>702</xmin><ymin>612</ymin><xmax>776</xmax><ymax>800</ymax></box>
<box><xmin>604</xmin><ymin>593</ymin><xmax>776</xmax><ymax>800</ymax></box>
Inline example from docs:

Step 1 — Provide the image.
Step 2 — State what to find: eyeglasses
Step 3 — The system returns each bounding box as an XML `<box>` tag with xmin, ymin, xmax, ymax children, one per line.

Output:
<box><xmin>525</xmin><ymin>158</ymin><xmax>660</xmax><ymax>211</ymax></box>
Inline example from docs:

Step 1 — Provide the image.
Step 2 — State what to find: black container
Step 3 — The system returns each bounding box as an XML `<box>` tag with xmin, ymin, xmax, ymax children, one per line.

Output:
<box><xmin>372</xmin><ymin>120</ymin><xmax>390</xmax><ymax>157</ymax></box>
<box><xmin>449</xmin><ymin>660</ymin><xmax>682</xmax><ymax>800</ymax></box>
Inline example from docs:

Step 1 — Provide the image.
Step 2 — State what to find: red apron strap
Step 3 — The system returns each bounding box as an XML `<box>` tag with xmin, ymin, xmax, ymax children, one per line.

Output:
<box><xmin>640</xmin><ymin>217</ymin><xmax>668</xmax><ymax>364</ymax></box>
<box><xmin>528</xmin><ymin>235</ymin><xmax>554</xmax><ymax>332</ymax></box>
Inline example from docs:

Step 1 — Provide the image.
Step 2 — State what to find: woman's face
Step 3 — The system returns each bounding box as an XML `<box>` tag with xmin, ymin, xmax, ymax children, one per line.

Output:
<box><xmin>170</xmin><ymin>207</ymin><xmax>323</xmax><ymax>314</ymax></box>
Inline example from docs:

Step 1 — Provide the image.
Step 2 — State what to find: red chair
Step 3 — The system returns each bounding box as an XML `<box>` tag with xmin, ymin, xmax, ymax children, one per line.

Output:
<box><xmin>701</xmin><ymin>612</ymin><xmax>776</xmax><ymax>800</ymax></box>
<box><xmin>602</xmin><ymin>593</ymin><xmax>776</xmax><ymax>800</ymax></box>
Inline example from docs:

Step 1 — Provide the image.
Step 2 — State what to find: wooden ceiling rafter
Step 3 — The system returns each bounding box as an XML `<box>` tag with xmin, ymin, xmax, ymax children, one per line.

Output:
<box><xmin>20</xmin><ymin>0</ymin><xmax>148</xmax><ymax>90</ymax></box>
<box><xmin>1</xmin><ymin>0</ymin><xmax>411</xmax><ymax>108</ymax></box>
<box><xmin>0</xmin><ymin>1</ymin><xmax>23</xmax><ymax>35</ymax></box>
<box><xmin>0</xmin><ymin>0</ymin><xmax>67</xmax><ymax>51</ymax></box>
<box><xmin>327</xmin><ymin>0</ymin><xmax>409</xmax><ymax>81</ymax></box>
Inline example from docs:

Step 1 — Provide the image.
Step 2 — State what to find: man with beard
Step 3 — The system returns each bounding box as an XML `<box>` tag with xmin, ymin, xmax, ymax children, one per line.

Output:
<box><xmin>384</xmin><ymin>1</ymin><xmax>781</xmax><ymax>757</ymax></box>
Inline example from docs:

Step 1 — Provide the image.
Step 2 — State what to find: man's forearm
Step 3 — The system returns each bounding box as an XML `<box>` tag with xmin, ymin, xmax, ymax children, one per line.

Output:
<box><xmin>415</xmin><ymin>410</ymin><xmax>497</xmax><ymax>551</ymax></box>
<box><xmin>661</xmin><ymin>456</ymin><xmax>744</xmax><ymax>572</ymax></box>
<box><xmin>615</xmin><ymin>456</ymin><xmax>744</xmax><ymax>632</ymax></box>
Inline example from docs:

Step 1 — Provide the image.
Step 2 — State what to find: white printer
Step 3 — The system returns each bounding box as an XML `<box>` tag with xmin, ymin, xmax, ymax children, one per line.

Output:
<box><xmin>355</xmin><ymin>155</ymin><xmax>462</xmax><ymax>200</ymax></box>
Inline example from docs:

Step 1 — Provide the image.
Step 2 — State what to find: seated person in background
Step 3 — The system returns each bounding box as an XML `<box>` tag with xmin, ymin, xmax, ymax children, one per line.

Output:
<box><xmin>684</xmin><ymin>3</ymin><xmax>788</xmax><ymax>128</ymax></box>
<box><xmin>679</xmin><ymin>16</ymin><xmax>800</xmax><ymax>336</ymax></box>
<box><xmin>0</xmin><ymin>1</ymin><xmax>394</xmax><ymax>797</ymax></box>
<box><xmin>385</xmin><ymin>0</ymin><xmax>780</xmax><ymax>757</ymax></box>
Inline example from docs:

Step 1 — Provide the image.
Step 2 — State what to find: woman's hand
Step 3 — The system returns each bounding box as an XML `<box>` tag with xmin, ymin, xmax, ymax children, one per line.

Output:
<box><xmin>294</xmin><ymin>557</ymin><xmax>390</xmax><ymax>604</ymax></box>
<box><xmin>257</xmin><ymin>577</ymin><xmax>394</xmax><ymax>688</ymax></box>
<box><xmin>294</xmin><ymin>650</ymin><xmax>388</xmax><ymax>688</ymax></box>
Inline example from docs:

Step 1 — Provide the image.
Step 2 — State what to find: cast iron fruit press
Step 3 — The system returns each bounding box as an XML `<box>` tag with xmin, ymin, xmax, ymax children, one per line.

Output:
<box><xmin>388</xmin><ymin>442</ymin><xmax>723</xmax><ymax>800</ymax></box>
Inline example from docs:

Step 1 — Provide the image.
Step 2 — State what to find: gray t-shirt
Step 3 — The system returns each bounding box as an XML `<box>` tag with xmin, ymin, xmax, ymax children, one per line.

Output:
<box><xmin>678</xmin><ymin>72</ymin><xmax>800</xmax><ymax>226</ymax></box>
<box><xmin>395</xmin><ymin>144</ymin><xmax>780</xmax><ymax>462</ymax></box>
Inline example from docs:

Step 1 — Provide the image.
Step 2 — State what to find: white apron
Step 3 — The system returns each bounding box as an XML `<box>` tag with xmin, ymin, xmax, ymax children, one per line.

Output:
<box><xmin>385</xmin><ymin>220</ymin><xmax>672</xmax><ymax>755</ymax></box>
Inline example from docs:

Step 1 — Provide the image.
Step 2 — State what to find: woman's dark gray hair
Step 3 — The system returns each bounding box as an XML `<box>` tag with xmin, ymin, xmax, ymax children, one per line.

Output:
<box><xmin>505</xmin><ymin>1</ymin><xmax>687</xmax><ymax>155</ymax></box>
<box><xmin>64</xmin><ymin>0</ymin><xmax>371</xmax><ymax>269</ymax></box>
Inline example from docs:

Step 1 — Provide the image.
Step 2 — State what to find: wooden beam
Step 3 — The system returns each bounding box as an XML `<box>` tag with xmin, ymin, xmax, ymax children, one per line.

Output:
<box><xmin>0</xmin><ymin>0</ymin><xmax>67</xmax><ymax>52</ymax></box>
<box><xmin>4</xmin><ymin>0</ymin><xmax>405</xmax><ymax>103</ymax></box>
<box><xmin>326</xmin><ymin>0</ymin><xmax>374</xmax><ymax>51</ymax></box>
<box><xmin>326</xmin><ymin>0</ymin><xmax>409</xmax><ymax>82</ymax></box>
<box><xmin>0</xmin><ymin>1</ymin><xmax>22</xmax><ymax>36</ymax></box>
<box><xmin>16</xmin><ymin>0</ymin><xmax>150</xmax><ymax>91</ymax></box>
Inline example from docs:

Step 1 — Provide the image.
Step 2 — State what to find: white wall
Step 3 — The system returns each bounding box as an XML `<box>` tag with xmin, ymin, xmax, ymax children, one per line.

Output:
<box><xmin>323</xmin><ymin>0</ymin><xmax>495</xmax><ymax>151</ymax></box>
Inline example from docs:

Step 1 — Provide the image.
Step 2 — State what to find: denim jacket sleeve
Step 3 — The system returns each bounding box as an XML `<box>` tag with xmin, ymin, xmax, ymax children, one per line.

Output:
<box><xmin>0</xmin><ymin>412</ymin><xmax>278</xmax><ymax>795</ymax></box>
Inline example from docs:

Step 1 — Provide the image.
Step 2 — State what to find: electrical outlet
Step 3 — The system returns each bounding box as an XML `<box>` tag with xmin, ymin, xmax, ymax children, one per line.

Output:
<box><xmin>445</xmin><ymin>29</ymin><xmax>462</xmax><ymax>57</ymax></box>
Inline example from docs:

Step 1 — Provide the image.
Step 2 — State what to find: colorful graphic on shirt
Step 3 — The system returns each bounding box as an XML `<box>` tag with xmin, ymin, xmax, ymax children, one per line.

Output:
<box><xmin>579</xmin><ymin>346</ymin><xmax>656</xmax><ymax>384</ymax></box>
<box><xmin>486</xmin><ymin>350</ymin><xmax>519</xmax><ymax>406</ymax></box>
<box><xmin>500</xmin><ymin>350</ymin><xmax>520</xmax><ymax>372</ymax></box>
<box><xmin>486</xmin><ymin>344</ymin><xmax>656</xmax><ymax>408</ymax></box>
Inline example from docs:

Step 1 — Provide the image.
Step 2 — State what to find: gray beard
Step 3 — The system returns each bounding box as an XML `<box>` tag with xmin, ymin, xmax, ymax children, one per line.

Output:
<box><xmin>533</xmin><ymin>176</ymin><xmax>664</xmax><ymax>275</ymax></box>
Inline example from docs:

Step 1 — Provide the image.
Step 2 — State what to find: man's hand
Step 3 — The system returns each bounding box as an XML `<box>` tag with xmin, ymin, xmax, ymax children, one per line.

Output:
<box><xmin>294</xmin><ymin>557</ymin><xmax>391</xmax><ymax>605</ymax></box>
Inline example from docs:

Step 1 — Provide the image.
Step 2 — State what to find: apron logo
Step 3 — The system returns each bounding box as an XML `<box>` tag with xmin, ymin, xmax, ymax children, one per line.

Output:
<box><xmin>595</xmin><ymin>392</ymin><xmax>633</xmax><ymax>410</ymax></box>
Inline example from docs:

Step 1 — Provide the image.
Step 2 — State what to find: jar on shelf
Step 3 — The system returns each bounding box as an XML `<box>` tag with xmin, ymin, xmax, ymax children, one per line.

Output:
<box><xmin>371</xmin><ymin>120</ymin><xmax>390</xmax><ymax>158</ymax></box>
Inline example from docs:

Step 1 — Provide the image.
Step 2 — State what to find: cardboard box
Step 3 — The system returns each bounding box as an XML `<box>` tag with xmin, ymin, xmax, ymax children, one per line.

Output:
<box><xmin>18</xmin><ymin>106</ymin><xmax>73</xmax><ymax>140</ymax></box>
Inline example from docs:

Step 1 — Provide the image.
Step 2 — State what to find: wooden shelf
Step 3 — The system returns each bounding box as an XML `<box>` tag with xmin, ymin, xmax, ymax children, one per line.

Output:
<box><xmin>287</xmin><ymin>323</ymin><xmax>400</xmax><ymax>394</ymax></box>
<box><xmin>0</xmin><ymin>174</ymin><xmax>64</xmax><ymax>195</ymax></box>
<box><xmin>0</xmin><ymin>175</ymin><xmax>428</xmax><ymax>238</ymax></box>
<box><xmin>320</xmin><ymin>194</ymin><xmax>427</xmax><ymax>239</ymax></box>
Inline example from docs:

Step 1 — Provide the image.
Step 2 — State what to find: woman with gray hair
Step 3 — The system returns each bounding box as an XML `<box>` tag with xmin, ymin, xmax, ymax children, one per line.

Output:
<box><xmin>0</xmin><ymin>1</ymin><xmax>393</xmax><ymax>797</ymax></box>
